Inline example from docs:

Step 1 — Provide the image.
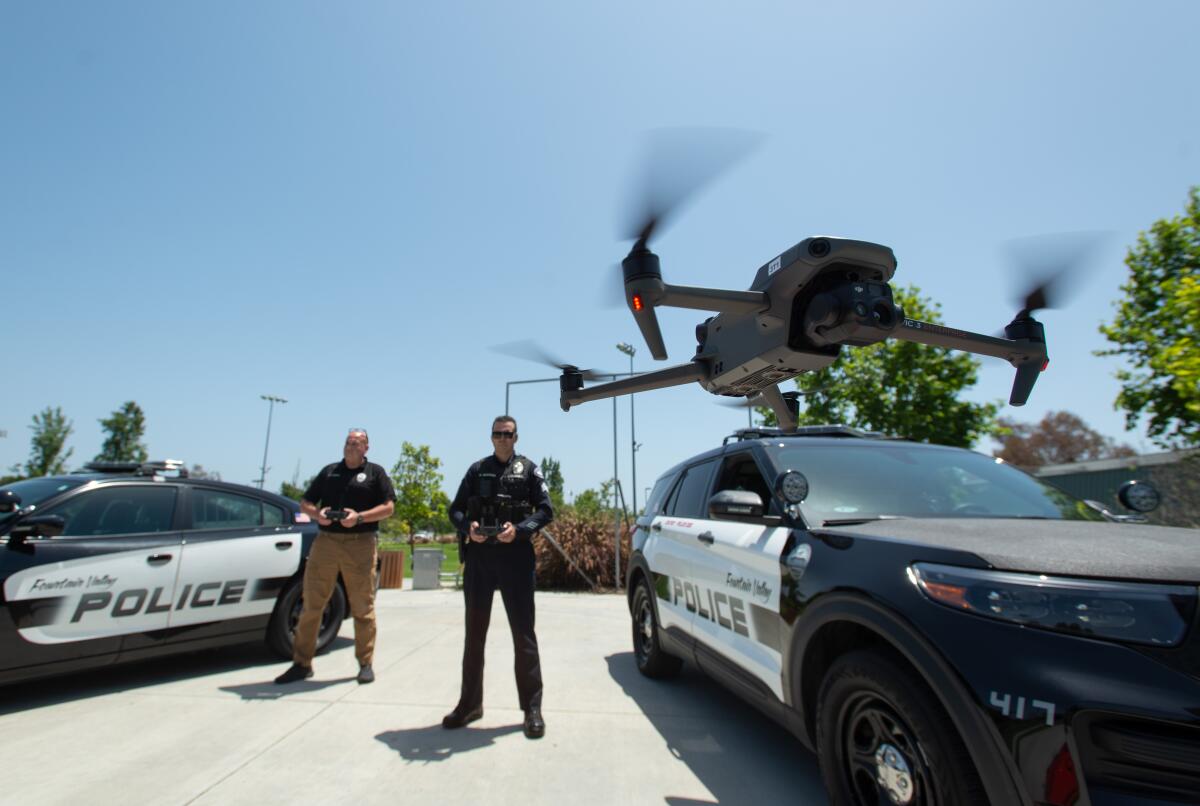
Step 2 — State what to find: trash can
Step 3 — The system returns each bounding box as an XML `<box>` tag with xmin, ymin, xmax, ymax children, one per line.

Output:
<box><xmin>379</xmin><ymin>550</ymin><xmax>406</xmax><ymax>589</ymax></box>
<box><xmin>412</xmin><ymin>547</ymin><xmax>444</xmax><ymax>590</ymax></box>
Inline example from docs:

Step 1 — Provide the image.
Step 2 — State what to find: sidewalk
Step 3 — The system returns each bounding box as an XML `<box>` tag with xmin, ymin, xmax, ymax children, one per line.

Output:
<box><xmin>0</xmin><ymin>588</ymin><xmax>828</xmax><ymax>805</ymax></box>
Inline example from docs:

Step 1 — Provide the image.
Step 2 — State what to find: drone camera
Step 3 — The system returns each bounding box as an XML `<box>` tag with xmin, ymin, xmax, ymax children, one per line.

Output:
<box><xmin>799</xmin><ymin>276</ymin><xmax>902</xmax><ymax>348</ymax></box>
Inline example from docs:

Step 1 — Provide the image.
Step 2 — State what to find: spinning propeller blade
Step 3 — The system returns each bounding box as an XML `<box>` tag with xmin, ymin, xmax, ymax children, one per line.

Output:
<box><xmin>491</xmin><ymin>340</ymin><xmax>612</xmax><ymax>381</ymax></box>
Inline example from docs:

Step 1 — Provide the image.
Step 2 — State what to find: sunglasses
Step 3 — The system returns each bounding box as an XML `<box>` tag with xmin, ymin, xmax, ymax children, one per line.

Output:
<box><xmin>491</xmin><ymin>431</ymin><xmax>517</xmax><ymax>439</ymax></box>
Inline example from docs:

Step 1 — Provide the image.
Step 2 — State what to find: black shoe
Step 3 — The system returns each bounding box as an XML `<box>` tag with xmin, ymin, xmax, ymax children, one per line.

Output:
<box><xmin>274</xmin><ymin>663</ymin><xmax>313</xmax><ymax>685</ymax></box>
<box><xmin>442</xmin><ymin>706</ymin><xmax>483</xmax><ymax>729</ymax></box>
<box><xmin>357</xmin><ymin>664</ymin><xmax>375</xmax><ymax>684</ymax></box>
<box><xmin>523</xmin><ymin>708</ymin><xmax>545</xmax><ymax>739</ymax></box>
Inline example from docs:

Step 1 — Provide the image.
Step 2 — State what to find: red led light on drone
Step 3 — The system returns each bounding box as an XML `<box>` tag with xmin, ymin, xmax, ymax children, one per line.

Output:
<box><xmin>632</xmin><ymin>294</ymin><xmax>644</xmax><ymax>312</ymax></box>
<box><xmin>1042</xmin><ymin>359</ymin><xmax>1050</xmax><ymax>371</ymax></box>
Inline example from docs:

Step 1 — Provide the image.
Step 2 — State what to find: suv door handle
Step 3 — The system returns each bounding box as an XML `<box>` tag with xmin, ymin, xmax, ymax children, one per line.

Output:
<box><xmin>275</xmin><ymin>541</ymin><xmax>294</xmax><ymax>550</ymax></box>
<box><xmin>147</xmin><ymin>553</ymin><xmax>173</xmax><ymax>565</ymax></box>
<box><xmin>698</xmin><ymin>531</ymin><xmax>715</xmax><ymax>545</ymax></box>
<box><xmin>651</xmin><ymin>523</ymin><xmax>662</xmax><ymax>532</ymax></box>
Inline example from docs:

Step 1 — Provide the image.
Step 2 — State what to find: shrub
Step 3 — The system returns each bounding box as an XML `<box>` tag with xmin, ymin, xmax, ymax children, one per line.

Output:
<box><xmin>534</xmin><ymin>511</ymin><xmax>632</xmax><ymax>591</ymax></box>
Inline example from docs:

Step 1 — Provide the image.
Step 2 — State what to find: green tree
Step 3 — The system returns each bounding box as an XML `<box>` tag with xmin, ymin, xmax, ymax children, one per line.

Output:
<box><xmin>569</xmin><ymin>479</ymin><xmax>617</xmax><ymax>519</ymax></box>
<box><xmin>540</xmin><ymin>455</ymin><xmax>565</xmax><ymax>509</ymax></box>
<box><xmin>25</xmin><ymin>406</ymin><xmax>74</xmax><ymax>477</ymax></box>
<box><xmin>1098</xmin><ymin>187</ymin><xmax>1200</xmax><ymax>448</ymax></box>
<box><xmin>759</xmin><ymin>286</ymin><xmax>999</xmax><ymax>447</ymax></box>
<box><xmin>388</xmin><ymin>442</ymin><xmax>444</xmax><ymax>549</ymax></box>
<box><xmin>95</xmin><ymin>401</ymin><xmax>148</xmax><ymax>463</ymax></box>
<box><xmin>279</xmin><ymin>476</ymin><xmax>316</xmax><ymax>503</ymax></box>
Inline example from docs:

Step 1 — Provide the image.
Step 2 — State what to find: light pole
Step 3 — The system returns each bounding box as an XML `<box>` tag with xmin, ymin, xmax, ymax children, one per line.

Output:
<box><xmin>258</xmin><ymin>395</ymin><xmax>287</xmax><ymax>489</ymax></box>
<box><xmin>616</xmin><ymin>342</ymin><xmax>637</xmax><ymax>516</ymax></box>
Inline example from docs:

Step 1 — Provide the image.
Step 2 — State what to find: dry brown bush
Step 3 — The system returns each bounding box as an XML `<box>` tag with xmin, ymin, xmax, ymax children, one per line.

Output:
<box><xmin>534</xmin><ymin>511</ymin><xmax>632</xmax><ymax>591</ymax></box>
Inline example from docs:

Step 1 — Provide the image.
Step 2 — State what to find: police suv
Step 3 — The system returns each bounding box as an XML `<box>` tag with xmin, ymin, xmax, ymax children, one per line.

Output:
<box><xmin>0</xmin><ymin>461</ymin><xmax>347</xmax><ymax>685</ymax></box>
<box><xmin>627</xmin><ymin>427</ymin><xmax>1199</xmax><ymax>806</ymax></box>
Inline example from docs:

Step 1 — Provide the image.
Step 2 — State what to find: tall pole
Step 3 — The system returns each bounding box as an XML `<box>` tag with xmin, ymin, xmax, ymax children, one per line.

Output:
<box><xmin>616</xmin><ymin>342</ymin><xmax>638</xmax><ymax>516</ymax></box>
<box><xmin>258</xmin><ymin>395</ymin><xmax>287</xmax><ymax>489</ymax></box>
<box><xmin>612</xmin><ymin>374</ymin><xmax>620</xmax><ymax>587</ymax></box>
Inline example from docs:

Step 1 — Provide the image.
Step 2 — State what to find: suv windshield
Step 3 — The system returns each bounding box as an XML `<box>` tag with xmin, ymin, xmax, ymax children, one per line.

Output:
<box><xmin>766</xmin><ymin>442</ymin><xmax>1103</xmax><ymax>525</ymax></box>
<box><xmin>0</xmin><ymin>477</ymin><xmax>88</xmax><ymax>527</ymax></box>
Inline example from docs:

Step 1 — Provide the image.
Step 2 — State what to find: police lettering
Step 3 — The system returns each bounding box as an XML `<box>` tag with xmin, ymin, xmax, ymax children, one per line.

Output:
<box><xmin>671</xmin><ymin>578</ymin><xmax>749</xmax><ymax>637</ymax></box>
<box><xmin>70</xmin><ymin>580</ymin><xmax>249</xmax><ymax>622</ymax></box>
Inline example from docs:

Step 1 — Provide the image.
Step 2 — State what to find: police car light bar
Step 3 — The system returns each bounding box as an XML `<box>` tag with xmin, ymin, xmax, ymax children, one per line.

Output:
<box><xmin>723</xmin><ymin>425</ymin><xmax>896</xmax><ymax>444</ymax></box>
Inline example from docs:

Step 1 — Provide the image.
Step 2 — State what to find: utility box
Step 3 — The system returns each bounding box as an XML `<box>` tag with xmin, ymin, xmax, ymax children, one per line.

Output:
<box><xmin>412</xmin><ymin>547</ymin><xmax>444</xmax><ymax>590</ymax></box>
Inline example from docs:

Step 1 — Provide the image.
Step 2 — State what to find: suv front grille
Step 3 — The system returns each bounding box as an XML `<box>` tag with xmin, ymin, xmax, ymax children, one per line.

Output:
<box><xmin>1074</xmin><ymin>712</ymin><xmax>1200</xmax><ymax>802</ymax></box>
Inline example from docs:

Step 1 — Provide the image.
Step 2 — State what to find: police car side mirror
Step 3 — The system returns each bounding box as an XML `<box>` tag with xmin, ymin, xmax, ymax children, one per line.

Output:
<box><xmin>709</xmin><ymin>490</ymin><xmax>768</xmax><ymax>522</ymax></box>
<box><xmin>1117</xmin><ymin>480</ymin><xmax>1160</xmax><ymax>513</ymax></box>
<box><xmin>10</xmin><ymin>514</ymin><xmax>66</xmax><ymax>542</ymax></box>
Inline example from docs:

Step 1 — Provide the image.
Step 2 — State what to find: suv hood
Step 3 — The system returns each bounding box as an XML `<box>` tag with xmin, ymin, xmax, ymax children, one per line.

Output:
<box><xmin>821</xmin><ymin>518</ymin><xmax>1200</xmax><ymax>583</ymax></box>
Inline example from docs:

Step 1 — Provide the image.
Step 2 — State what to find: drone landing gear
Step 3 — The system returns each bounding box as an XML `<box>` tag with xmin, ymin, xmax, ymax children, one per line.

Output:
<box><xmin>757</xmin><ymin>385</ymin><xmax>801</xmax><ymax>433</ymax></box>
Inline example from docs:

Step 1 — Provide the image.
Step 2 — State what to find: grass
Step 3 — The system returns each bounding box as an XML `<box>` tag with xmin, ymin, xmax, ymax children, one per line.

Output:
<box><xmin>379</xmin><ymin>537</ymin><xmax>461</xmax><ymax>574</ymax></box>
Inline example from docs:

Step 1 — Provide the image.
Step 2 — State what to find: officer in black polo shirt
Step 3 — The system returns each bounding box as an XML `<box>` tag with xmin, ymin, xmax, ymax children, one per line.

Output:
<box><xmin>442</xmin><ymin>415</ymin><xmax>553</xmax><ymax>738</ymax></box>
<box><xmin>275</xmin><ymin>428</ymin><xmax>395</xmax><ymax>685</ymax></box>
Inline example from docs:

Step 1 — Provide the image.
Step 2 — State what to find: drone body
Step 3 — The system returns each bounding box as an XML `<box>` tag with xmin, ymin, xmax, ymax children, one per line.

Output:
<box><xmin>499</xmin><ymin>130</ymin><xmax>1061</xmax><ymax>432</ymax></box>
<box><xmin>555</xmin><ymin>231</ymin><xmax>1048</xmax><ymax>431</ymax></box>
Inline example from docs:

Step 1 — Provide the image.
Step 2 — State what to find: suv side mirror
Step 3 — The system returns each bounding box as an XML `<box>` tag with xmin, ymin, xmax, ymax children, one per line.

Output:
<box><xmin>1117</xmin><ymin>480</ymin><xmax>1160</xmax><ymax>513</ymax></box>
<box><xmin>10</xmin><ymin>514</ymin><xmax>66</xmax><ymax>542</ymax></box>
<box><xmin>709</xmin><ymin>489</ymin><xmax>766</xmax><ymax>521</ymax></box>
<box><xmin>0</xmin><ymin>490</ymin><xmax>22</xmax><ymax>514</ymax></box>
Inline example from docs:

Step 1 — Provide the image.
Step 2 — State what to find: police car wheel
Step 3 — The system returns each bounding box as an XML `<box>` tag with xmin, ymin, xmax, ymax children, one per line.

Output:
<box><xmin>815</xmin><ymin>650</ymin><xmax>984</xmax><ymax>806</ymax></box>
<box><xmin>631</xmin><ymin>579</ymin><xmax>682</xmax><ymax>679</ymax></box>
<box><xmin>265</xmin><ymin>580</ymin><xmax>348</xmax><ymax>659</ymax></box>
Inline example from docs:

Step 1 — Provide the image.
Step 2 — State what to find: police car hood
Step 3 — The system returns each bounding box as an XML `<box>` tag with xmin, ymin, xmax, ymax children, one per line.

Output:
<box><xmin>820</xmin><ymin>518</ymin><xmax>1200</xmax><ymax>583</ymax></box>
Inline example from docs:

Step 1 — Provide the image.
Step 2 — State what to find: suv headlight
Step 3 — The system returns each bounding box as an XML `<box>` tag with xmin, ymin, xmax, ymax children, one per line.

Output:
<box><xmin>909</xmin><ymin>563</ymin><xmax>1196</xmax><ymax>647</ymax></box>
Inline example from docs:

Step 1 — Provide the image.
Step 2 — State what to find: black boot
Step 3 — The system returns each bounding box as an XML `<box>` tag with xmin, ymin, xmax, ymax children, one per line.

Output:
<box><xmin>442</xmin><ymin>706</ymin><xmax>483</xmax><ymax>729</ymax></box>
<box><xmin>523</xmin><ymin>707</ymin><xmax>545</xmax><ymax>739</ymax></box>
<box><xmin>274</xmin><ymin>663</ymin><xmax>313</xmax><ymax>685</ymax></box>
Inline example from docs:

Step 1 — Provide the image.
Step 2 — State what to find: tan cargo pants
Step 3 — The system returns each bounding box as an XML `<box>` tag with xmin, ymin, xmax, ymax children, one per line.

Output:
<box><xmin>292</xmin><ymin>531</ymin><xmax>378</xmax><ymax>668</ymax></box>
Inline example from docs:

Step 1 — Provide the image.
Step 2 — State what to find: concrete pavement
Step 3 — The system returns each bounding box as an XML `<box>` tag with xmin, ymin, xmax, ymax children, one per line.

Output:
<box><xmin>0</xmin><ymin>588</ymin><xmax>829</xmax><ymax>805</ymax></box>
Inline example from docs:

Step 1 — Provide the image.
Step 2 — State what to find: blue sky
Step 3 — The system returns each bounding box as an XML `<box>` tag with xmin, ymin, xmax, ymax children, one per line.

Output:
<box><xmin>3</xmin><ymin>1</ymin><xmax>1197</xmax><ymax>505</ymax></box>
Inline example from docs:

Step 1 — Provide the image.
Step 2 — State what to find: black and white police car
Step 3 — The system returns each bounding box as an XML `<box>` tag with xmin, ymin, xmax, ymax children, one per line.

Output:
<box><xmin>0</xmin><ymin>460</ymin><xmax>348</xmax><ymax>685</ymax></box>
<box><xmin>627</xmin><ymin>426</ymin><xmax>1199</xmax><ymax>806</ymax></box>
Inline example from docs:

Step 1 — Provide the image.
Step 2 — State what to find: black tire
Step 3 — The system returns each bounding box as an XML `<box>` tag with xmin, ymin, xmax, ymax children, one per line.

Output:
<box><xmin>265</xmin><ymin>580</ymin><xmax>348</xmax><ymax>660</ymax></box>
<box><xmin>815</xmin><ymin>649</ymin><xmax>986</xmax><ymax>806</ymax></box>
<box><xmin>631</xmin><ymin>579</ymin><xmax>683</xmax><ymax>679</ymax></box>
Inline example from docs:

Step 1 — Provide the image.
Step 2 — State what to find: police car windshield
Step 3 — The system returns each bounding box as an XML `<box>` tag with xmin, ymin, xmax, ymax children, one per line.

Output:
<box><xmin>0</xmin><ymin>477</ymin><xmax>87</xmax><ymax>525</ymax></box>
<box><xmin>767</xmin><ymin>442</ymin><xmax>1104</xmax><ymax>524</ymax></box>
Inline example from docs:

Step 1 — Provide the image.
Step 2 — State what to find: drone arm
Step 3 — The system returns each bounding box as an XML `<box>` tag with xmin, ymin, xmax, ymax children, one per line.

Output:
<box><xmin>659</xmin><ymin>284</ymin><xmax>767</xmax><ymax>314</ymax></box>
<box><xmin>893</xmin><ymin>318</ymin><xmax>1047</xmax><ymax>406</ymax></box>
<box><xmin>561</xmin><ymin>361</ymin><xmax>706</xmax><ymax>410</ymax></box>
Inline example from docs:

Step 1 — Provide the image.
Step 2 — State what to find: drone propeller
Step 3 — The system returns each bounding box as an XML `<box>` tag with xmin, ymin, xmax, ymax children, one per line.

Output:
<box><xmin>621</xmin><ymin>127</ymin><xmax>764</xmax><ymax>250</ymax></box>
<box><xmin>1003</xmin><ymin>231</ymin><xmax>1111</xmax><ymax>318</ymax></box>
<box><xmin>994</xmin><ymin>231</ymin><xmax>1110</xmax><ymax>405</ymax></box>
<box><xmin>491</xmin><ymin>340</ymin><xmax>612</xmax><ymax>381</ymax></box>
<box><xmin>617</xmin><ymin>128</ymin><xmax>763</xmax><ymax>360</ymax></box>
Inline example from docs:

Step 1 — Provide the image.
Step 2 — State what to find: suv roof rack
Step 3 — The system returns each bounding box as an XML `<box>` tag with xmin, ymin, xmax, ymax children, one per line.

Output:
<box><xmin>723</xmin><ymin>425</ymin><xmax>896</xmax><ymax>444</ymax></box>
<box><xmin>81</xmin><ymin>459</ymin><xmax>189</xmax><ymax>478</ymax></box>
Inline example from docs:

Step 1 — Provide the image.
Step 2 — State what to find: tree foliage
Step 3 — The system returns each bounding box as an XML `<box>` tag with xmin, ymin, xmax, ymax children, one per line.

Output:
<box><xmin>759</xmin><ymin>286</ymin><xmax>999</xmax><ymax>447</ymax></box>
<box><xmin>1098</xmin><ymin>187</ymin><xmax>1200</xmax><ymax>448</ymax></box>
<box><xmin>387</xmin><ymin>442</ymin><xmax>444</xmax><ymax>542</ymax></box>
<box><xmin>95</xmin><ymin>401</ymin><xmax>148</xmax><ymax>463</ymax></box>
<box><xmin>993</xmin><ymin>410</ymin><xmax>1136</xmax><ymax>467</ymax></box>
<box><xmin>539</xmin><ymin>455</ymin><xmax>565</xmax><ymax>510</ymax></box>
<box><xmin>26</xmin><ymin>406</ymin><xmax>74</xmax><ymax>477</ymax></box>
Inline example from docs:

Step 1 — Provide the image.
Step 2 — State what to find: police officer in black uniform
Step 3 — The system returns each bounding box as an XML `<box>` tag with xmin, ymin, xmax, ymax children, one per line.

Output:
<box><xmin>442</xmin><ymin>415</ymin><xmax>553</xmax><ymax>738</ymax></box>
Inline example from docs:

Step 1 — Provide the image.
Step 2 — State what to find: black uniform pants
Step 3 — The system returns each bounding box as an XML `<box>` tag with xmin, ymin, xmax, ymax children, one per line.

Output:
<box><xmin>457</xmin><ymin>540</ymin><xmax>542</xmax><ymax>712</ymax></box>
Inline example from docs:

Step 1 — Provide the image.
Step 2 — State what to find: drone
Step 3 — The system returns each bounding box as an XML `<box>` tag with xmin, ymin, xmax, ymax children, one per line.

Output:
<box><xmin>503</xmin><ymin>131</ymin><xmax>1075</xmax><ymax>432</ymax></box>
